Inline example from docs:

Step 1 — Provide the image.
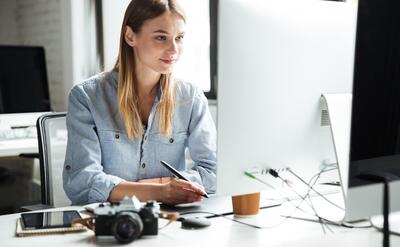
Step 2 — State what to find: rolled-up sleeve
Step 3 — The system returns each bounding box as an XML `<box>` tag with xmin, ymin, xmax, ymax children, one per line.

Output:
<box><xmin>63</xmin><ymin>85</ymin><xmax>124</xmax><ymax>205</ymax></box>
<box><xmin>182</xmin><ymin>89</ymin><xmax>217</xmax><ymax>193</ymax></box>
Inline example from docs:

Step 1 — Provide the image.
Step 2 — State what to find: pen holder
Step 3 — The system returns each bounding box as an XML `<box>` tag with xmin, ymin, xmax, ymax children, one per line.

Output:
<box><xmin>231</xmin><ymin>192</ymin><xmax>260</xmax><ymax>217</ymax></box>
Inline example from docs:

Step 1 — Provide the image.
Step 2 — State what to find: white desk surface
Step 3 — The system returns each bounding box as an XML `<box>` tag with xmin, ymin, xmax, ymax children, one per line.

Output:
<box><xmin>0</xmin><ymin>139</ymin><xmax>38</xmax><ymax>157</ymax></box>
<box><xmin>1</xmin><ymin>193</ymin><xmax>400</xmax><ymax>247</ymax></box>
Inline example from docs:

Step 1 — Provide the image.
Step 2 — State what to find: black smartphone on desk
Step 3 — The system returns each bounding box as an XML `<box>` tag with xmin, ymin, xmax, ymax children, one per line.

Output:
<box><xmin>20</xmin><ymin>210</ymin><xmax>82</xmax><ymax>230</ymax></box>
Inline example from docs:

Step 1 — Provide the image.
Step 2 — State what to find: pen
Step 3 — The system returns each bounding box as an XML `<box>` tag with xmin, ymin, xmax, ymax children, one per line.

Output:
<box><xmin>160</xmin><ymin>160</ymin><xmax>209</xmax><ymax>198</ymax></box>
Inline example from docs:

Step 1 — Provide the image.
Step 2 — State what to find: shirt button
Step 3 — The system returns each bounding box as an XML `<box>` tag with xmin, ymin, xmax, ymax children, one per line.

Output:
<box><xmin>141</xmin><ymin>163</ymin><xmax>146</xmax><ymax>168</ymax></box>
<box><xmin>115</xmin><ymin>134</ymin><xmax>120</xmax><ymax>139</ymax></box>
<box><xmin>169</xmin><ymin>138</ymin><xmax>174</xmax><ymax>144</ymax></box>
<box><xmin>144</xmin><ymin>136</ymin><xmax>147</xmax><ymax>141</ymax></box>
<box><xmin>65</xmin><ymin>165</ymin><xmax>71</xmax><ymax>171</ymax></box>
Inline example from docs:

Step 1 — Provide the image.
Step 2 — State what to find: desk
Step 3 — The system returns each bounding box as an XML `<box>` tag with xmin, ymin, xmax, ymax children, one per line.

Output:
<box><xmin>0</xmin><ymin>138</ymin><xmax>40</xmax><ymax>213</ymax></box>
<box><xmin>1</xmin><ymin>193</ymin><xmax>400</xmax><ymax>247</ymax></box>
<box><xmin>0</xmin><ymin>139</ymin><xmax>38</xmax><ymax>157</ymax></box>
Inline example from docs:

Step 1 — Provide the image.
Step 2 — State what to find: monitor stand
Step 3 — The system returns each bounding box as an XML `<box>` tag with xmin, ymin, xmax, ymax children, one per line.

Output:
<box><xmin>322</xmin><ymin>94</ymin><xmax>400</xmax><ymax>246</ymax></box>
<box><xmin>320</xmin><ymin>93</ymin><xmax>352</xmax><ymax>202</ymax></box>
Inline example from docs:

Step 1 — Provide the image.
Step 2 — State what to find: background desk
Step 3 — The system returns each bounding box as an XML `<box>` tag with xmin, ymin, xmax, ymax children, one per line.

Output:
<box><xmin>0</xmin><ymin>139</ymin><xmax>38</xmax><ymax>157</ymax></box>
<box><xmin>1</xmin><ymin>193</ymin><xmax>400</xmax><ymax>247</ymax></box>
<box><xmin>0</xmin><ymin>138</ymin><xmax>39</xmax><ymax>214</ymax></box>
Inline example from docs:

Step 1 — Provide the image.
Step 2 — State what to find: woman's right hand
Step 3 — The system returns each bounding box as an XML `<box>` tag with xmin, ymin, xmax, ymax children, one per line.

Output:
<box><xmin>160</xmin><ymin>178</ymin><xmax>206</xmax><ymax>205</ymax></box>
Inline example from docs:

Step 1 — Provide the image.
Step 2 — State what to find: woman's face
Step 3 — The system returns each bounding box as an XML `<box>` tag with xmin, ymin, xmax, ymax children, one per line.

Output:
<box><xmin>126</xmin><ymin>11</ymin><xmax>185</xmax><ymax>75</ymax></box>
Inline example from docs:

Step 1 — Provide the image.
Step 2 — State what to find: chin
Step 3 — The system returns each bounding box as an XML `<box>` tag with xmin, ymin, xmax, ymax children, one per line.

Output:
<box><xmin>158</xmin><ymin>67</ymin><xmax>174</xmax><ymax>75</ymax></box>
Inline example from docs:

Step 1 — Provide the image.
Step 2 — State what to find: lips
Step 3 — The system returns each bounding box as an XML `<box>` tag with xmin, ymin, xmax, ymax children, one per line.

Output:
<box><xmin>160</xmin><ymin>58</ymin><xmax>176</xmax><ymax>64</ymax></box>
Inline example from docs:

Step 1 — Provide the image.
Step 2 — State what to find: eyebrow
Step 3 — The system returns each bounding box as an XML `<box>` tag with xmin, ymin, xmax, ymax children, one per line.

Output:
<box><xmin>153</xmin><ymin>29</ymin><xmax>169</xmax><ymax>34</ymax></box>
<box><xmin>153</xmin><ymin>29</ymin><xmax>185</xmax><ymax>35</ymax></box>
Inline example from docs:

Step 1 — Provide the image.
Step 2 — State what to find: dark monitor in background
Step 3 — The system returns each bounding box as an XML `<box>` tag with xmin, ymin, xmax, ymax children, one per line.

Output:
<box><xmin>0</xmin><ymin>46</ymin><xmax>51</xmax><ymax>114</ymax></box>
<box><xmin>345</xmin><ymin>0</ymin><xmax>400</xmax><ymax>221</ymax></box>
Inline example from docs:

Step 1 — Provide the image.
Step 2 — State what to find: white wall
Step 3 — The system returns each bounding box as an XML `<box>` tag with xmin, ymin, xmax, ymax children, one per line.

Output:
<box><xmin>0</xmin><ymin>0</ymin><xmax>18</xmax><ymax>44</ymax></box>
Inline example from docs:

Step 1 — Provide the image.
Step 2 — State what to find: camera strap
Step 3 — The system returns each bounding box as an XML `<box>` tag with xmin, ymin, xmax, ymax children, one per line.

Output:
<box><xmin>158</xmin><ymin>211</ymin><xmax>180</xmax><ymax>229</ymax></box>
<box><xmin>71</xmin><ymin>211</ymin><xmax>180</xmax><ymax>232</ymax></box>
<box><xmin>72</xmin><ymin>217</ymin><xmax>96</xmax><ymax>231</ymax></box>
<box><xmin>159</xmin><ymin>211</ymin><xmax>180</xmax><ymax>221</ymax></box>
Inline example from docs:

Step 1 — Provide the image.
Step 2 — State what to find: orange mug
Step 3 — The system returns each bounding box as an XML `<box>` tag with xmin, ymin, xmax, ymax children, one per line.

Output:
<box><xmin>231</xmin><ymin>192</ymin><xmax>261</xmax><ymax>216</ymax></box>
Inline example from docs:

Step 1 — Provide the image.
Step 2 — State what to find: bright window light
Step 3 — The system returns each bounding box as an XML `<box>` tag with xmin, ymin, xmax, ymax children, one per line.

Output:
<box><xmin>174</xmin><ymin>0</ymin><xmax>211</xmax><ymax>92</ymax></box>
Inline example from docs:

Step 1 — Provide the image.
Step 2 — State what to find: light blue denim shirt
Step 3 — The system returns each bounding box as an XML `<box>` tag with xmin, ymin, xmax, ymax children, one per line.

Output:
<box><xmin>63</xmin><ymin>71</ymin><xmax>216</xmax><ymax>205</ymax></box>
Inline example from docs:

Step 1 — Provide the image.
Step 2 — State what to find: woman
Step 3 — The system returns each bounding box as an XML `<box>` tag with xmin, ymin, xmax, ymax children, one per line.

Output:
<box><xmin>63</xmin><ymin>0</ymin><xmax>216</xmax><ymax>205</ymax></box>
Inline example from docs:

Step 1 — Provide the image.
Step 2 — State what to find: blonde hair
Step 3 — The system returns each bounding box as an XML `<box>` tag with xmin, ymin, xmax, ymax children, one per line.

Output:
<box><xmin>114</xmin><ymin>0</ymin><xmax>185</xmax><ymax>140</ymax></box>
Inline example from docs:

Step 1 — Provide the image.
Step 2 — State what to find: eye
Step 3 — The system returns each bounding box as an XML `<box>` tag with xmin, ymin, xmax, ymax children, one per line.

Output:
<box><xmin>175</xmin><ymin>35</ymin><xmax>184</xmax><ymax>41</ymax></box>
<box><xmin>155</xmin><ymin>35</ymin><xmax>167</xmax><ymax>41</ymax></box>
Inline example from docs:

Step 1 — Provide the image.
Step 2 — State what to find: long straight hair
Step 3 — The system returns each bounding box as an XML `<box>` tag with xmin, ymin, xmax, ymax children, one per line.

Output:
<box><xmin>114</xmin><ymin>0</ymin><xmax>185</xmax><ymax>140</ymax></box>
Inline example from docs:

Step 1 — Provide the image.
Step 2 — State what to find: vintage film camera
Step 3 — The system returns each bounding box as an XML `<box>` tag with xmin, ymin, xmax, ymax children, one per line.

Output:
<box><xmin>94</xmin><ymin>197</ymin><xmax>159</xmax><ymax>243</ymax></box>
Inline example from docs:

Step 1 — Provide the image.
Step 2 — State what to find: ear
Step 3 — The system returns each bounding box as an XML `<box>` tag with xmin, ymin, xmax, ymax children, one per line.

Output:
<box><xmin>124</xmin><ymin>26</ymin><xmax>136</xmax><ymax>47</ymax></box>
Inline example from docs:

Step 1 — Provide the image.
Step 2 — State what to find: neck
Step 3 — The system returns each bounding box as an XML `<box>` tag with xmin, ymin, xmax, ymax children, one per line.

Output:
<box><xmin>137</xmin><ymin>80</ymin><xmax>159</xmax><ymax>99</ymax></box>
<box><xmin>134</xmin><ymin>61</ymin><xmax>161</xmax><ymax>99</ymax></box>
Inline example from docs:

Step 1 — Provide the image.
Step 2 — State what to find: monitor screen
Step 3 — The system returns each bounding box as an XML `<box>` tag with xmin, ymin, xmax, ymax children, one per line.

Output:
<box><xmin>349</xmin><ymin>0</ymin><xmax>400</xmax><ymax>187</ymax></box>
<box><xmin>345</xmin><ymin>0</ymin><xmax>400</xmax><ymax>221</ymax></box>
<box><xmin>0</xmin><ymin>46</ymin><xmax>51</xmax><ymax>113</ymax></box>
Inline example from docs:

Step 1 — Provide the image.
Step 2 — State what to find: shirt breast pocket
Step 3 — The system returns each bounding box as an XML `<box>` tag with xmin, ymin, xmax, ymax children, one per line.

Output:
<box><xmin>149</xmin><ymin>131</ymin><xmax>188</xmax><ymax>168</ymax></box>
<box><xmin>97</xmin><ymin>130</ymin><xmax>139</xmax><ymax>179</ymax></box>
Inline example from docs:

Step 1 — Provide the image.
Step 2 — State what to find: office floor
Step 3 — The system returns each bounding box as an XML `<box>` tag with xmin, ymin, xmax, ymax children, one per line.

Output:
<box><xmin>0</xmin><ymin>157</ymin><xmax>41</xmax><ymax>215</ymax></box>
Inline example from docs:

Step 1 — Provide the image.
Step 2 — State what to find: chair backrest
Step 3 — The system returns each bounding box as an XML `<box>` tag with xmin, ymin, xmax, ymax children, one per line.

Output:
<box><xmin>37</xmin><ymin>112</ymin><xmax>71</xmax><ymax>207</ymax></box>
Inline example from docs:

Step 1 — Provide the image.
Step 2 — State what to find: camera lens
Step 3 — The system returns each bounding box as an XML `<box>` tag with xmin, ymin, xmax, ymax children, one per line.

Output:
<box><xmin>112</xmin><ymin>212</ymin><xmax>143</xmax><ymax>243</ymax></box>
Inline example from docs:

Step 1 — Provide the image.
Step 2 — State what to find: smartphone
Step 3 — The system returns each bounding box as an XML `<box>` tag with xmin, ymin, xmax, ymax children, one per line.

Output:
<box><xmin>20</xmin><ymin>210</ymin><xmax>82</xmax><ymax>230</ymax></box>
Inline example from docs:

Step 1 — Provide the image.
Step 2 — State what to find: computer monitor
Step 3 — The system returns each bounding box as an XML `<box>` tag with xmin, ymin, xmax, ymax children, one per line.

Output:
<box><xmin>215</xmin><ymin>0</ymin><xmax>358</xmax><ymax>196</ymax></box>
<box><xmin>0</xmin><ymin>46</ymin><xmax>51</xmax><ymax>127</ymax></box>
<box><xmin>344</xmin><ymin>0</ymin><xmax>400</xmax><ymax>222</ymax></box>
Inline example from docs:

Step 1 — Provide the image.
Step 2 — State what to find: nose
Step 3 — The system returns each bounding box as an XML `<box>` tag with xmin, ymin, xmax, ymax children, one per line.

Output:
<box><xmin>167</xmin><ymin>40</ymin><xmax>178</xmax><ymax>56</ymax></box>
